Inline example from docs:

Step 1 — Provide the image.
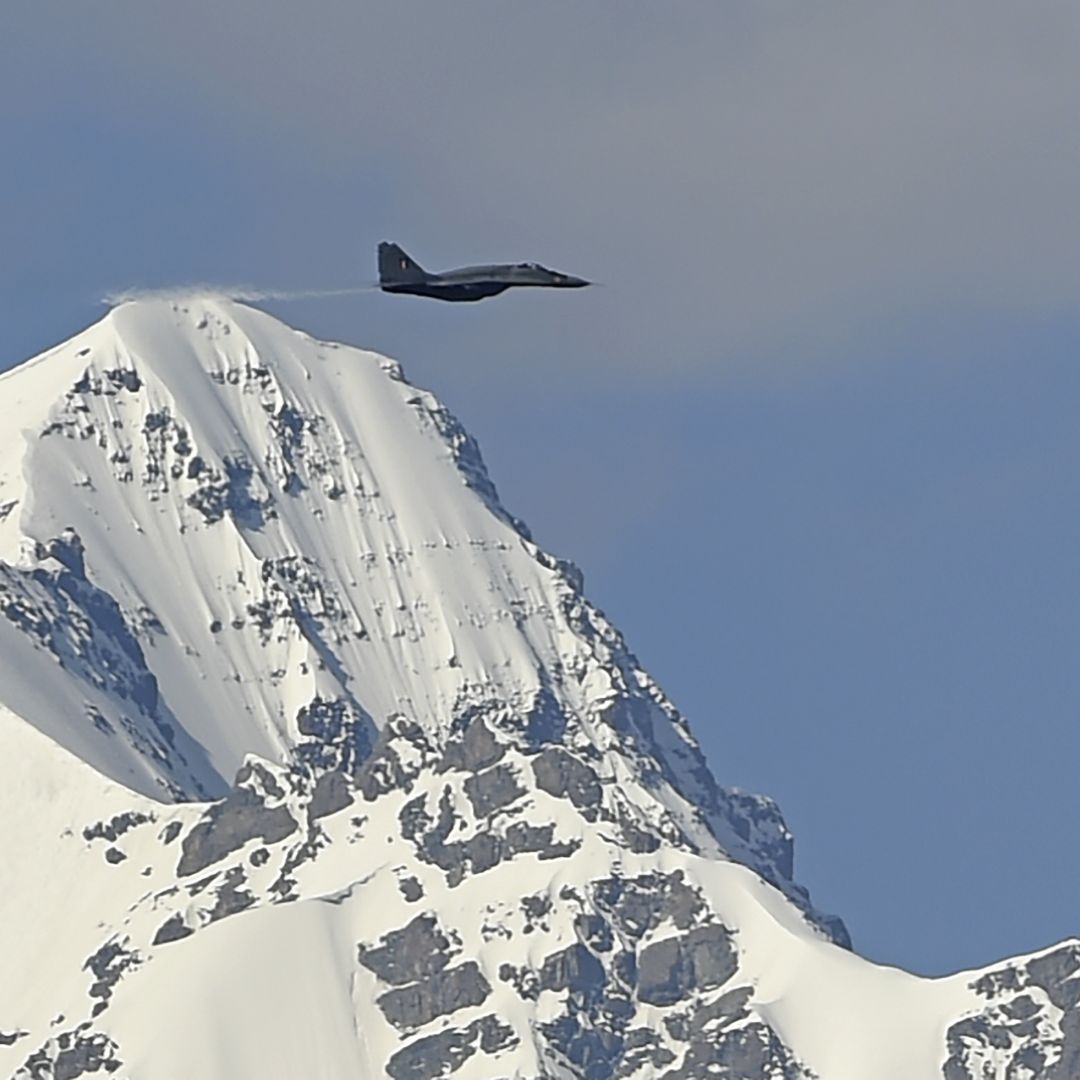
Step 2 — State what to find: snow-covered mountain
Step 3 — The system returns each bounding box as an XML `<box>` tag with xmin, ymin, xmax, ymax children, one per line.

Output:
<box><xmin>0</xmin><ymin>298</ymin><xmax>1075</xmax><ymax>1079</ymax></box>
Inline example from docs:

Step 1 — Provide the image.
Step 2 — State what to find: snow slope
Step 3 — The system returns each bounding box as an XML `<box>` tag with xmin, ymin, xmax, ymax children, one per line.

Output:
<box><xmin>1</xmin><ymin>299</ymin><xmax>1076</xmax><ymax>1080</ymax></box>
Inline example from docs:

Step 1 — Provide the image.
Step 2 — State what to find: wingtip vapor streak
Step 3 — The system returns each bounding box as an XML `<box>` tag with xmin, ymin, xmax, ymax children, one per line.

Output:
<box><xmin>377</xmin><ymin>242</ymin><xmax>590</xmax><ymax>302</ymax></box>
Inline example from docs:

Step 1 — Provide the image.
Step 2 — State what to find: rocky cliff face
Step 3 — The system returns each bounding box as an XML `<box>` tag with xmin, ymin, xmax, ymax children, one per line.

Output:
<box><xmin>0</xmin><ymin>299</ymin><xmax>1073</xmax><ymax>1080</ymax></box>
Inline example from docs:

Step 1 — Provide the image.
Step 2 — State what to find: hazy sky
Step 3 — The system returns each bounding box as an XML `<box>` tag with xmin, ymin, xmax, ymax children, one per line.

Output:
<box><xmin>4</xmin><ymin>3</ymin><xmax>1080</xmax><ymax>976</ymax></box>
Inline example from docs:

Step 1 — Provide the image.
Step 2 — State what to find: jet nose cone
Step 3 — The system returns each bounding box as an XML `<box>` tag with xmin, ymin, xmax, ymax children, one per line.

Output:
<box><xmin>560</xmin><ymin>275</ymin><xmax>590</xmax><ymax>288</ymax></box>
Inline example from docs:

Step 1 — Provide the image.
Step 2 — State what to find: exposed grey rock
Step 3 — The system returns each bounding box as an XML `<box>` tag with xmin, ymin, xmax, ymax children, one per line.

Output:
<box><xmin>0</xmin><ymin>551</ymin><xmax>221</xmax><ymax>802</ymax></box>
<box><xmin>399</xmin><ymin>788</ymin><xmax>455</xmax><ymax>859</ymax></box>
<box><xmin>617</xmin><ymin>820</ymin><xmax>661</xmax><ymax>854</ymax></box>
<box><xmin>159</xmin><ymin>821</ymin><xmax>182</xmax><ymax>845</ymax></box>
<box><xmin>176</xmin><ymin>785</ymin><xmax>297</xmax><ymax>877</ymax></box>
<box><xmin>235</xmin><ymin>760</ymin><xmax>286</xmax><ymax>800</ymax></box>
<box><xmin>499</xmin><ymin>962</ymin><xmax>540</xmax><ymax>1001</ymax></box>
<box><xmin>83</xmin><ymin>940</ymin><xmax>139</xmax><ymax>1017</ymax></box>
<box><xmin>268</xmin><ymin>876</ymin><xmax>298</xmax><ymax>904</ymax></box>
<box><xmin>82</xmin><ymin>811</ymin><xmax>152</xmax><ymax>844</ymax></box>
<box><xmin>531</xmin><ymin>747</ymin><xmax>602</xmax><ymax>809</ymax></box>
<box><xmin>721</xmin><ymin>789</ymin><xmax>795</xmax><ymax>880</ymax></box>
<box><xmin>208</xmin><ymin>867</ymin><xmax>255</xmax><ymax>922</ymax></box>
<box><xmin>354</xmin><ymin>717</ymin><xmax>437</xmax><ymax>800</ymax></box>
<box><xmin>944</xmin><ymin>941</ymin><xmax>1080</xmax><ymax>1080</ymax></box>
<box><xmin>637</xmin><ymin>925</ymin><xmax>737</xmax><ymax>1007</ymax></box>
<box><xmin>401</xmin><ymin>787</ymin><xmax>580</xmax><ymax>885</ymax></box>
<box><xmin>513</xmin><ymin>822</ymin><xmax>581</xmax><ymax>860</ymax></box>
<box><xmin>463</xmin><ymin>763</ymin><xmax>524</xmax><ymax>818</ymax></box>
<box><xmin>308</xmin><ymin>770</ymin><xmax>352</xmax><ymax>821</ymax></box>
<box><xmin>17</xmin><ymin>1030</ymin><xmax>123</xmax><ymax>1080</ymax></box>
<box><xmin>440</xmin><ymin>714</ymin><xmax>504</xmax><ymax>773</ymax></box>
<box><xmin>398</xmin><ymin>876</ymin><xmax>423</xmax><ymax>902</ymax></box>
<box><xmin>386</xmin><ymin>1014</ymin><xmax>517</xmax><ymax>1080</ymax></box>
<box><xmin>1027</xmin><ymin>946</ymin><xmax>1080</xmax><ymax>1010</ymax></box>
<box><xmin>522</xmin><ymin>685</ymin><xmax>568</xmax><ymax>746</ymax></box>
<box><xmin>594</xmin><ymin>871</ymin><xmax>705</xmax><ymax>940</ymax></box>
<box><xmin>377</xmin><ymin>961</ymin><xmax>491</xmax><ymax>1031</ymax></box>
<box><xmin>663</xmin><ymin>985</ymin><xmax>753</xmax><ymax>1043</ymax></box>
<box><xmin>530</xmin><ymin>930</ymin><xmax>644</xmax><ymax>1078</ymax></box>
<box><xmin>186</xmin><ymin>452</ymin><xmax>272</xmax><ymax>529</ymax></box>
<box><xmin>540</xmin><ymin>943</ymin><xmax>607</xmax><ymax>997</ymax></box>
<box><xmin>611</xmin><ymin>950</ymin><xmax>637</xmax><ymax>991</ymax></box>
<box><xmin>357</xmin><ymin>914</ymin><xmax>457</xmax><ymax>986</ymax></box>
<box><xmin>39</xmin><ymin>529</ymin><xmax>86</xmax><ymax>579</ymax></box>
<box><xmin>103</xmin><ymin>848</ymin><xmax>126</xmax><ymax>865</ymax></box>
<box><xmin>522</xmin><ymin>893</ymin><xmax>552</xmax><ymax>933</ymax></box>
<box><xmin>575</xmin><ymin>913</ymin><xmax>614</xmax><ymax>953</ymax></box>
<box><xmin>617</xmin><ymin>1028</ymin><xmax>677</xmax><ymax>1077</ymax></box>
<box><xmin>1054</xmin><ymin>1011</ymin><xmax>1080</xmax><ymax>1080</ymax></box>
<box><xmin>0</xmin><ymin>1030</ymin><xmax>27</xmax><ymax>1046</ymax></box>
<box><xmin>295</xmin><ymin>694</ymin><xmax>375</xmax><ymax>775</ymax></box>
<box><xmin>541</xmin><ymin>1012</ymin><xmax>626</xmax><ymax>1080</ymax></box>
<box><xmin>658</xmin><ymin>1019</ymin><xmax>813</xmax><ymax>1080</ymax></box>
<box><xmin>151</xmin><ymin>914</ymin><xmax>194</xmax><ymax>946</ymax></box>
<box><xmin>266</xmin><ymin>834</ymin><xmax>323</xmax><ymax>903</ymax></box>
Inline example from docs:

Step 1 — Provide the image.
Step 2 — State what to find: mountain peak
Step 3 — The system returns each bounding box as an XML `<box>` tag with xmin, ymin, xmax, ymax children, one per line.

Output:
<box><xmin>106</xmin><ymin>292</ymin><xmax>262</xmax><ymax>323</ymax></box>
<box><xmin>0</xmin><ymin>301</ymin><xmax>798</xmax><ymax>886</ymax></box>
<box><xmin>5</xmin><ymin>304</ymin><xmax>1077</xmax><ymax>1080</ymax></box>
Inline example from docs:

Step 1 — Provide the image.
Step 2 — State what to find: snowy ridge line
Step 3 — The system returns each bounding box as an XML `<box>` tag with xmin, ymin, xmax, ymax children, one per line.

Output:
<box><xmin>101</xmin><ymin>282</ymin><xmax>380</xmax><ymax>305</ymax></box>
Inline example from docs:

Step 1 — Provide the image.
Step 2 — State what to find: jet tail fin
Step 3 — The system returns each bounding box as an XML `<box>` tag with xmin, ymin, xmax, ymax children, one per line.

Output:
<box><xmin>378</xmin><ymin>242</ymin><xmax>428</xmax><ymax>285</ymax></box>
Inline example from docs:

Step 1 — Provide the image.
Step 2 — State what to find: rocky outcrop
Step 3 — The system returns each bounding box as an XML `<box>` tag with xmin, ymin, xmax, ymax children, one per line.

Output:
<box><xmin>944</xmin><ymin>942</ymin><xmax>1080</xmax><ymax>1079</ymax></box>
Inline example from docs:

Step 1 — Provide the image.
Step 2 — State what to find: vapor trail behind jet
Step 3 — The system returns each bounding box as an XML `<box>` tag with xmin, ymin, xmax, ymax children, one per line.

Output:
<box><xmin>102</xmin><ymin>283</ymin><xmax>379</xmax><ymax>306</ymax></box>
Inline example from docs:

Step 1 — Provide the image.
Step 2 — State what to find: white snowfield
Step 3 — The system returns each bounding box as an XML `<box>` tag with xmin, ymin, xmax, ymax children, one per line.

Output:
<box><xmin>0</xmin><ymin>299</ymin><xmax>1074</xmax><ymax>1080</ymax></box>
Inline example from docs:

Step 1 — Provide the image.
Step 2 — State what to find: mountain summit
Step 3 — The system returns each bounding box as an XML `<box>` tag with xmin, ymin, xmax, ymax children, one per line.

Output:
<box><xmin>1</xmin><ymin>299</ymin><xmax>1076</xmax><ymax>1079</ymax></box>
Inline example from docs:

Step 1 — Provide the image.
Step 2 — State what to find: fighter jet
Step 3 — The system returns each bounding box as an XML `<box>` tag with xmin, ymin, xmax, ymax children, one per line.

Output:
<box><xmin>378</xmin><ymin>242</ymin><xmax>590</xmax><ymax>302</ymax></box>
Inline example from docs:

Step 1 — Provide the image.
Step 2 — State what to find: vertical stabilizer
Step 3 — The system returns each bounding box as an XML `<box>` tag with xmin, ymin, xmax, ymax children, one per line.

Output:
<box><xmin>378</xmin><ymin>242</ymin><xmax>428</xmax><ymax>285</ymax></box>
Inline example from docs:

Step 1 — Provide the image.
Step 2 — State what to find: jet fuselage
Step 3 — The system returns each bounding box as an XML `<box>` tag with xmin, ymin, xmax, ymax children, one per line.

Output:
<box><xmin>378</xmin><ymin>243</ymin><xmax>589</xmax><ymax>302</ymax></box>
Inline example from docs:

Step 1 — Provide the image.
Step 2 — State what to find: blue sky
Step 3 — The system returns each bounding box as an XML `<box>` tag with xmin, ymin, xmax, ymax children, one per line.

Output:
<box><xmin>4</xmin><ymin>3</ymin><xmax>1080</xmax><ymax>976</ymax></box>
